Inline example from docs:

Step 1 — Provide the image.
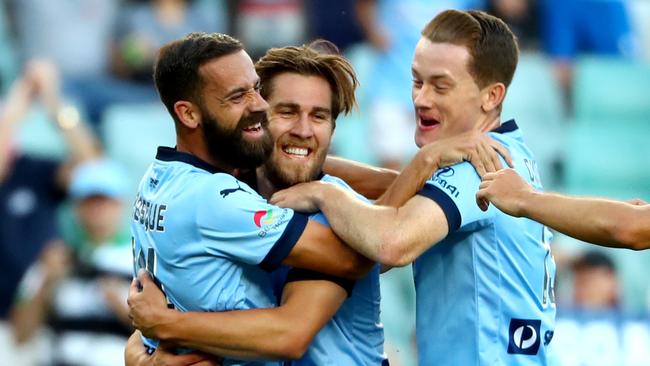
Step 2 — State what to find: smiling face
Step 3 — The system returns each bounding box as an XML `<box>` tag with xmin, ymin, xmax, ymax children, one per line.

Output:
<box><xmin>411</xmin><ymin>37</ymin><xmax>486</xmax><ymax>147</ymax></box>
<box><xmin>262</xmin><ymin>73</ymin><xmax>334</xmax><ymax>187</ymax></box>
<box><xmin>198</xmin><ymin>50</ymin><xmax>272</xmax><ymax>168</ymax></box>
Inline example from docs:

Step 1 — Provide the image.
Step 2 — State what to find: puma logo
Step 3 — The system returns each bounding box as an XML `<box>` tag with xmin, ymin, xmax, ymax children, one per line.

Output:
<box><xmin>220</xmin><ymin>181</ymin><xmax>249</xmax><ymax>198</ymax></box>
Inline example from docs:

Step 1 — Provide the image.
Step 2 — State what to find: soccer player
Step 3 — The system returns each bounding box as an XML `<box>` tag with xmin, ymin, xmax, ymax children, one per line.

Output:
<box><xmin>125</xmin><ymin>35</ymin><xmax>511</xmax><ymax>365</ymax></box>
<box><xmin>270</xmin><ymin>10</ymin><xmax>557</xmax><ymax>365</ymax></box>
<box><xmin>476</xmin><ymin>168</ymin><xmax>650</xmax><ymax>250</ymax></box>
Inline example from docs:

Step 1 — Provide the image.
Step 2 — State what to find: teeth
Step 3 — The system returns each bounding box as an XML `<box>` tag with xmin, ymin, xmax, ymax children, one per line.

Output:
<box><xmin>284</xmin><ymin>147</ymin><xmax>308</xmax><ymax>156</ymax></box>
<box><xmin>244</xmin><ymin>123</ymin><xmax>261</xmax><ymax>131</ymax></box>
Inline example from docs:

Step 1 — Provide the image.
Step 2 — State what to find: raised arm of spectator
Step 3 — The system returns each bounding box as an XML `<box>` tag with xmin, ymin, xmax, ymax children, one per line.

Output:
<box><xmin>0</xmin><ymin>71</ymin><xmax>36</xmax><ymax>181</ymax></box>
<box><xmin>24</xmin><ymin>60</ymin><xmax>102</xmax><ymax>188</ymax></box>
<box><xmin>476</xmin><ymin>168</ymin><xmax>650</xmax><ymax>250</ymax></box>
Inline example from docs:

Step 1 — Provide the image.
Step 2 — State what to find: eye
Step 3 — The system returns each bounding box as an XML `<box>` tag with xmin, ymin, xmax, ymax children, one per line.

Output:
<box><xmin>313</xmin><ymin>113</ymin><xmax>329</xmax><ymax>121</ymax></box>
<box><xmin>412</xmin><ymin>79</ymin><xmax>423</xmax><ymax>89</ymax></box>
<box><xmin>229</xmin><ymin>93</ymin><xmax>245</xmax><ymax>104</ymax></box>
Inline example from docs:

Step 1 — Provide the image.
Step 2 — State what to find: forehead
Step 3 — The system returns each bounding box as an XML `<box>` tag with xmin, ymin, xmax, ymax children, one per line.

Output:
<box><xmin>267</xmin><ymin>73</ymin><xmax>332</xmax><ymax>108</ymax></box>
<box><xmin>412</xmin><ymin>37</ymin><xmax>473</xmax><ymax>81</ymax></box>
<box><xmin>199</xmin><ymin>50</ymin><xmax>258</xmax><ymax>95</ymax></box>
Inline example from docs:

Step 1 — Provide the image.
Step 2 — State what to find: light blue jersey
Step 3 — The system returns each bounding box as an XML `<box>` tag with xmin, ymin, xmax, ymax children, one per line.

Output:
<box><xmin>414</xmin><ymin>120</ymin><xmax>556</xmax><ymax>365</ymax></box>
<box><xmin>275</xmin><ymin>175</ymin><xmax>387</xmax><ymax>366</ymax></box>
<box><xmin>131</xmin><ymin>147</ymin><xmax>309</xmax><ymax>366</ymax></box>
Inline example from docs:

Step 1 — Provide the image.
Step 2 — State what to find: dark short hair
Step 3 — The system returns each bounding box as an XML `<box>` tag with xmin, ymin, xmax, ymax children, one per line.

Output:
<box><xmin>154</xmin><ymin>32</ymin><xmax>243</xmax><ymax>123</ymax></box>
<box><xmin>421</xmin><ymin>9</ymin><xmax>519</xmax><ymax>89</ymax></box>
<box><xmin>255</xmin><ymin>39</ymin><xmax>358</xmax><ymax>124</ymax></box>
<box><xmin>573</xmin><ymin>251</ymin><xmax>616</xmax><ymax>272</ymax></box>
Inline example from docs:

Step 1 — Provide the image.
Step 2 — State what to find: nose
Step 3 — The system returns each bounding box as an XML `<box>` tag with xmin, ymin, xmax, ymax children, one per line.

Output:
<box><xmin>249</xmin><ymin>90</ymin><xmax>269</xmax><ymax>113</ymax></box>
<box><xmin>290</xmin><ymin>113</ymin><xmax>314</xmax><ymax>139</ymax></box>
<box><xmin>413</xmin><ymin>84</ymin><xmax>434</xmax><ymax>109</ymax></box>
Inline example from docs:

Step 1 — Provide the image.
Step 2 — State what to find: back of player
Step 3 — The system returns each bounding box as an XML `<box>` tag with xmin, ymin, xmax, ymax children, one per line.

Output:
<box><xmin>132</xmin><ymin>147</ymin><xmax>309</xmax><ymax>366</ymax></box>
<box><xmin>414</xmin><ymin>120</ymin><xmax>556</xmax><ymax>365</ymax></box>
<box><xmin>274</xmin><ymin>175</ymin><xmax>387</xmax><ymax>366</ymax></box>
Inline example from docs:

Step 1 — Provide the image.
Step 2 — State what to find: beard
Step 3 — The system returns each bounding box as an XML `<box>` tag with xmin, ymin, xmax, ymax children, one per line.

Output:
<box><xmin>201</xmin><ymin>108</ymin><xmax>273</xmax><ymax>170</ymax></box>
<box><xmin>262</xmin><ymin>137</ymin><xmax>328</xmax><ymax>189</ymax></box>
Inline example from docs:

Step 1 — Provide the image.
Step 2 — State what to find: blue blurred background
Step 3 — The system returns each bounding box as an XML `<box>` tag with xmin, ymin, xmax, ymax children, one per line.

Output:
<box><xmin>1</xmin><ymin>0</ymin><xmax>649</xmax><ymax>365</ymax></box>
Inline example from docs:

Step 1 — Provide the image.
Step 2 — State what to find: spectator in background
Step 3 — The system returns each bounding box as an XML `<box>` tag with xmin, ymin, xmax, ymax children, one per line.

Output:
<box><xmin>8</xmin><ymin>0</ymin><xmax>121</xmax><ymax>126</ymax></box>
<box><xmin>540</xmin><ymin>0</ymin><xmax>636</xmax><ymax>113</ymax></box>
<box><xmin>0</xmin><ymin>60</ymin><xmax>101</xmax><ymax>363</ymax></box>
<box><xmin>354</xmin><ymin>0</ymin><xmax>485</xmax><ymax>171</ymax></box>
<box><xmin>112</xmin><ymin>0</ymin><xmax>226</xmax><ymax>84</ymax></box>
<box><xmin>572</xmin><ymin>251</ymin><xmax>620</xmax><ymax>309</ymax></box>
<box><xmin>10</xmin><ymin>159</ymin><xmax>133</xmax><ymax>366</ymax></box>
<box><xmin>232</xmin><ymin>0</ymin><xmax>307</xmax><ymax>59</ymax></box>
<box><xmin>486</xmin><ymin>0</ymin><xmax>539</xmax><ymax>50</ymax></box>
<box><xmin>304</xmin><ymin>0</ymin><xmax>365</xmax><ymax>52</ymax></box>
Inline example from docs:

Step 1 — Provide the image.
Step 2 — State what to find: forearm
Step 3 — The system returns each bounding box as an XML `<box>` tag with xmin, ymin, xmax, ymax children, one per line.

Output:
<box><xmin>155</xmin><ymin>306</ymin><xmax>310</xmax><ymax>360</ymax></box>
<box><xmin>10</xmin><ymin>279</ymin><xmax>57</xmax><ymax>344</ymax></box>
<box><xmin>376</xmin><ymin>149</ymin><xmax>438</xmax><ymax>207</ymax></box>
<box><xmin>323</xmin><ymin>156</ymin><xmax>398</xmax><ymax>199</ymax></box>
<box><xmin>522</xmin><ymin>192</ymin><xmax>650</xmax><ymax>249</ymax></box>
<box><xmin>314</xmin><ymin>185</ymin><xmax>399</xmax><ymax>263</ymax></box>
<box><xmin>0</xmin><ymin>78</ymin><xmax>33</xmax><ymax>178</ymax></box>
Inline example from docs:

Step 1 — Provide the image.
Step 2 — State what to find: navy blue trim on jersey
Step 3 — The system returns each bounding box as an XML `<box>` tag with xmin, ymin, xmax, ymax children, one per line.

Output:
<box><xmin>285</xmin><ymin>267</ymin><xmax>356</xmax><ymax>297</ymax></box>
<box><xmin>491</xmin><ymin>119</ymin><xmax>518</xmax><ymax>134</ymax></box>
<box><xmin>260</xmin><ymin>212</ymin><xmax>309</xmax><ymax>271</ymax></box>
<box><xmin>155</xmin><ymin>146</ymin><xmax>225</xmax><ymax>174</ymax></box>
<box><xmin>417</xmin><ymin>184</ymin><xmax>461</xmax><ymax>233</ymax></box>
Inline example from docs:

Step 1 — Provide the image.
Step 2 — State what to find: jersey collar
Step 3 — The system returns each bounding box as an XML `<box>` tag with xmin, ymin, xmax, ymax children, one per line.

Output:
<box><xmin>491</xmin><ymin>119</ymin><xmax>518</xmax><ymax>134</ymax></box>
<box><xmin>155</xmin><ymin>146</ymin><xmax>225</xmax><ymax>174</ymax></box>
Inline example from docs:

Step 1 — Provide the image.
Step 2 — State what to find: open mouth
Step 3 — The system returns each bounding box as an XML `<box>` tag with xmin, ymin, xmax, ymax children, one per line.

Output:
<box><xmin>281</xmin><ymin>145</ymin><xmax>311</xmax><ymax>159</ymax></box>
<box><xmin>241</xmin><ymin>122</ymin><xmax>264</xmax><ymax>138</ymax></box>
<box><xmin>418</xmin><ymin>116</ymin><xmax>441</xmax><ymax>130</ymax></box>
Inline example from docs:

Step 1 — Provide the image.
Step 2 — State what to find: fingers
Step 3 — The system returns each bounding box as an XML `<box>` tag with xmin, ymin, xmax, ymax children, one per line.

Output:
<box><xmin>137</xmin><ymin>269</ymin><xmax>153</xmax><ymax>290</ymax></box>
<box><xmin>468</xmin><ymin>152</ymin><xmax>487</xmax><ymax>178</ymax></box>
<box><xmin>491</xmin><ymin>140</ymin><xmax>513</xmax><ymax>168</ymax></box>
<box><xmin>475</xmin><ymin>189</ymin><xmax>490</xmax><ymax>212</ymax></box>
<box><xmin>479</xmin><ymin>141</ymin><xmax>500</xmax><ymax>173</ymax></box>
<box><xmin>129</xmin><ymin>278</ymin><xmax>141</xmax><ymax>299</ymax></box>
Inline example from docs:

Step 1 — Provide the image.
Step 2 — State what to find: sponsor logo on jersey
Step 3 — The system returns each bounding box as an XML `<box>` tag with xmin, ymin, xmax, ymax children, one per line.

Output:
<box><xmin>254</xmin><ymin>209</ymin><xmax>275</xmax><ymax>227</ymax></box>
<box><xmin>220</xmin><ymin>181</ymin><xmax>250</xmax><ymax>198</ymax></box>
<box><xmin>508</xmin><ymin>318</ymin><xmax>541</xmax><ymax>355</ymax></box>
<box><xmin>435</xmin><ymin>166</ymin><xmax>455</xmax><ymax>178</ymax></box>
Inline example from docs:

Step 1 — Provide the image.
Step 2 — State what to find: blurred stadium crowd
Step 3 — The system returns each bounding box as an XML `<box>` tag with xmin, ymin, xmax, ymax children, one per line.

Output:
<box><xmin>0</xmin><ymin>0</ymin><xmax>649</xmax><ymax>365</ymax></box>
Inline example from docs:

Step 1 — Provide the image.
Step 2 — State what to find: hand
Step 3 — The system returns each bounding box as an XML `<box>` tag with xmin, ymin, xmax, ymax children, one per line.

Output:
<box><xmin>418</xmin><ymin>130</ymin><xmax>513</xmax><ymax>178</ymax></box>
<box><xmin>128</xmin><ymin>270</ymin><xmax>176</xmax><ymax>339</ymax></box>
<box><xmin>269</xmin><ymin>181</ymin><xmax>328</xmax><ymax>212</ymax></box>
<box><xmin>24</xmin><ymin>59</ymin><xmax>62</xmax><ymax>113</ymax></box>
<box><xmin>40</xmin><ymin>240</ymin><xmax>71</xmax><ymax>285</ymax></box>
<box><xmin>152</xmin><ymin>344</ymin><xmax>221</xmax><ymax>366</ymax></box>
<box><xmin>475</xmin><ymin>168</ymin><xmax>533</xmax><ymax>214</ymax></box>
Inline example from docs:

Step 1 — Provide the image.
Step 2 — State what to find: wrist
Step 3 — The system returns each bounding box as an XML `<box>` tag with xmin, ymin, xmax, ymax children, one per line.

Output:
<box><xmin>150</xmin><ymin>308</ymin><xmax>180</xmax><ymax>341</ymax></box>
<box><xmin>516</xmin><ymin>189</ymin><xmax>538</xmax><ymax>217</ymax></box>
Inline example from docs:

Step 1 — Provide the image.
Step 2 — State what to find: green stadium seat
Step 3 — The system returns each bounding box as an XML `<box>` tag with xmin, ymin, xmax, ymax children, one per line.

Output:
<box><xmin>573</xmin><ymin>56</ymin><xmax>650</xmax><ymax>123</ymax></box>
<box><xmin>564</xmin><ymin>120</ymin><xmax>650</xmax><ymax>201</ymax></box>
<box><xmin>501</xmin><ymin>52</ymin><xmax>566</xmax><ymax>188</ymax></box>
<box><xmin>102</xmin><ymin>103</ymin><xmax>176</xmax><ymax>194</ymax></box>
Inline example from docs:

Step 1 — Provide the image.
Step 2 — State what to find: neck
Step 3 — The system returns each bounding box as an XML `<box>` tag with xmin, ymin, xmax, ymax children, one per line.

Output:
<box><xmin>255</xmin><ymin>166</ymin><xmax>278</xmax><ymax>199</ymax></box>
<box><xmin>478</xmin><ymin>113</ymin><xmax>501</xmax><ymax>132</ymax></box>
<box><xmin>176</xmin><ymin>133</ymin><xmax>236</xmax><ymax>174</ymax></box>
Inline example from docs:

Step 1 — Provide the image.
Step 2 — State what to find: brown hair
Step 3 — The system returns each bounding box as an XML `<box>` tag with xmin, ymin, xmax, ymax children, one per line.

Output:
<box><xmin>255</xmin><ymin>40</ymin><xmax>358</xmax><ymax>124</ymax></box>
<box><xmin>421</xmin><ymin>9</ymin><xmax>519</xmax><ymax>89</ymax></box>
<box><xmin>154</xmin><ymin>32</ymin><xmax>243</xmax><ymax>124</ymax></box>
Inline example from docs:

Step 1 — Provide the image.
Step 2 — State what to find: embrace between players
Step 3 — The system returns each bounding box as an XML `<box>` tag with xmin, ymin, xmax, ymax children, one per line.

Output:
<box><xmin>125</xmin><ymin>8</ymin><xmax>650</xmax><ymax>366</ymax></box>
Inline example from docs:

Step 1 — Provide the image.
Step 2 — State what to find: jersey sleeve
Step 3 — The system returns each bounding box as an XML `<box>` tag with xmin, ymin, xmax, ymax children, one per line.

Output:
<box><xmin>197</xmin><ymin>175</ymin><xmax>308</xmax><ymax>271</ymax></box>
<box><xmin>416</xmin><ymin>162</ymin><xmax>494</xmax><ymax>233</ymax></box>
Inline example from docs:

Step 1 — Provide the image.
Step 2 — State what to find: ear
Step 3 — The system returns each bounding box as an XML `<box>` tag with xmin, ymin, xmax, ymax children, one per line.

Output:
<box><xmin>480</xmin><ymin>82</ymin><xmax>506</xmax><ymax>113</ymax></box>
<box><xmin>173</xmin><ymin>101</ymin><xmax>201</xmax><ymax>129</ymax></box>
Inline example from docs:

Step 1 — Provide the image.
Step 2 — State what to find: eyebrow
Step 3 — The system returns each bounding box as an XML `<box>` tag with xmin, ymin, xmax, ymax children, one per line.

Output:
<box><xmin>274</xmin><ymin>102</ymin><xmax>331</xmax><ymax>114</ymax></box>
<box><xmin>223</xmin><ymin>78</ymin><xmax>260</xmax><ymax>99</ymax></box>
<box><xmin>411</xmin><ymin>68</ymin><xmax>454</xmax><ymax>83</ymax></box>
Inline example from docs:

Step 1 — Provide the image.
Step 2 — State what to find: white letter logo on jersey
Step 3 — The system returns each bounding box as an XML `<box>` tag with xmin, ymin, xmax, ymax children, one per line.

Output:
<box><xmin>507</xmin><ymin>318</ymin><xmax>541</xmax><ymax>355</ymax></box>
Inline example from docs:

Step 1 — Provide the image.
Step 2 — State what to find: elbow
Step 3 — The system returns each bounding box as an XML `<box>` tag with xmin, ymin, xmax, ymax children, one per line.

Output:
<box><xmin>271</xmin><ymin>328</ymin><xmax>311</xmax><ymax>360</ymax></box>
<box><xmin>339</xmin><ymin>252</ymin><xmax>373</xmax><ymax>279</ymax></box>
<box><xmin>614</xmin><ymin>222</ymin><xmax>648</xmax><ymax>251</ymax></box>
<box><xmin>377</xmin><ymin>233</ymin><xmax>414</xmax><ymax>268</ymax></box>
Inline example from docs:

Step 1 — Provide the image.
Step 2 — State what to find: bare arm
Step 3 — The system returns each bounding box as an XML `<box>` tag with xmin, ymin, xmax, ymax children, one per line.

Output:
<box><xmin>0</xmin><ymin>75</ymin><xmax>36</xmax><ymax>181</ymax></box>
<box><xmin>128</xmin><ymin>271</ymin><xmax>347</xmax><ymax>360</ymax></box>
<box><xmin>322</xmin><ymin>156</ymin><xmax>398</xmax><ymax>200</ymax></box>
<box><xmin>354</xmin><ymin>0</ymin><xmax>389</xmax><ymax>51</ymax></box>
<box><xmin>10</xmin><ymin>241</ymin><xmax>70</xmax><ymax>344</ymax></box>
<box><xmin>282</xmin><ymin>219</ymin><xmax>374</xmax><ymax>279</ymax></box>
<box><xmin>124</xmin><ymin>330</ymin><xmax>218</xmax><ymax>366</ymax></box>
<box><xmin>272</xmin><ymin>183</ymin><xmax>449</xmax><ymax>267</ymax></box>
<box><xmin>477</xmin><ymin>169</ymin><xmax>650</xmax><ymax>250</ymax></box>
